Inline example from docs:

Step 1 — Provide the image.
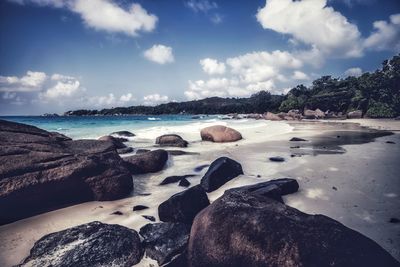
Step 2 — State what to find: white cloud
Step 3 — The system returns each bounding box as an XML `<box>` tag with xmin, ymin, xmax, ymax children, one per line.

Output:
<box><xmin>119</xmin><ymin>93</ymin><xmax>135</xmax><ymax>102</ymax></box>
<box><xmin>256</xmin><ymin>0</ymin><xmax>363</xmax><ymax>58</ymax></box>
<box><xmin>0</xmin><ymin>71</ymin><xmax>47</xmax><ymax>92</ymax></box>
<box><xmin>226</xmin><ymin>50</ymin><xmax>302</xmax><ymax>83</ymax></box>
<box><xmin>185</xmin><ymin>0</ymin><xmax>218</xmax><ymax>13</ymax></box>
<box><xmin>292</xmin><ymin>70</ymin><xmax>310</xmax><ymax>80</ymax></box>
<box><xmin>344</xmin><ymin>67</ymin><xmax>363</xmax><ymax>77</ymax></box>
<box><xmin>364</xmin><ymin>14</ymin><xmax>400</xmax><ymax>52</ymax></box>
<box><xmin>143</xmin><ymin>93</ymin><xmax>169</xmax><ymax>105</ymax></box>
<box><xmin>144</xmin><ymin>44</ymin><xmax>175</xmax><ymax>64</ymax></box>
<box><xmin>200</xmin><ymin>58</ymin><xmax>226</xmax><ymax>75</ymax></box>
<box><xmin>8</xmin><ymin>0</ymin><xmax>158</xmax><ymax>37</ymax></box>
<box><xmin>40</xmin><ymin>79</ymin><xmax>82</xmax><ymax>100</ymax></box>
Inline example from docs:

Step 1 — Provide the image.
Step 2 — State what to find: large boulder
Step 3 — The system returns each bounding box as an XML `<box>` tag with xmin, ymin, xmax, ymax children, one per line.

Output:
<box><xmin>200</xmin><ymin>157</ymin><xmax>244</xmax><ymax>192</ymax></box>
<box><xmin>263</xmin><ymin>112</ymin><xmax>282</xmax><ymax>121</ymax></box>
<box><xmin>158</xmin><ymin>185</ymin><xmax>210</xmax><ymax>225</ymax></box>
<box><xmin>140</xmin><ymin>222</ymin><xmax>190</xmax><ymax>265</ymax></box>
<box><xmin>200</xmin><ymin>125</ymin><xmax>242</xmax><ymax>143</ymax></box>
<box><xmin>347</xmin><ymin>110</ymin><xmax>363</xmax><ymax>119</ymax></box>
<box><xmin>304</xmin><ymin>109</ymin><xmax>325</xmax><ymax>119</ymax></box>
<box><xmin>123</xmin><ymin>149</ymin><xmax>168</xmax><ymax>174</ymax></box>
<box><xmin>188</xmin><ymin>190</ymin><xmax>399</xmax><ymax>267</ymax></box>
<box><xmin>98</xmin><ymin>135</ymin><xmax>127</xmax><ymax>148</ymax></box>
<box><xmin>0</xmin><ymin>120</ymin><xmax>133</xmax><ymax>224</ymax></box>
<box><xmin>18</xmin><ymin>221</ymin><xmax>143</xmax><ymax>267</ymax></box>
<box><xmin>156</xmin><ymin>134</ymin><xmax>189</xmax><ymax>147</ymax></box>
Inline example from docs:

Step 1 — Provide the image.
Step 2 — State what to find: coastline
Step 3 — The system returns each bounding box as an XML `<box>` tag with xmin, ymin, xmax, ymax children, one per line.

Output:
<box><xmin>0</xmin><ymin>119</ymin><xmax>399</xmax><ymax>266</ymax></box>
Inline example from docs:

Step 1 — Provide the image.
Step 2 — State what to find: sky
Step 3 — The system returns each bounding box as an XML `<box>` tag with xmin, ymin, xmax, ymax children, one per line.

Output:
<box><xmin>0</xmin><ymin>0</ymin><xmax>399</xmax><ymax>115</ymax></box>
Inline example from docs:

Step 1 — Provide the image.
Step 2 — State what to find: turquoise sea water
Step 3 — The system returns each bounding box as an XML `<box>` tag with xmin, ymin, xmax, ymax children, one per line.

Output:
<box><xmin>0</xmin><ymin>115</ymin><xmax>216</xmax><ymax>139</ymax></box>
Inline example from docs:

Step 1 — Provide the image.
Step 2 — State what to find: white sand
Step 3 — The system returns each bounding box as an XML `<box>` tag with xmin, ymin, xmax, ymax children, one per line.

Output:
<box><xmin>0</xmin><ymin>119</ymin><xmax>399</xmax><ymax>266</ymax></box>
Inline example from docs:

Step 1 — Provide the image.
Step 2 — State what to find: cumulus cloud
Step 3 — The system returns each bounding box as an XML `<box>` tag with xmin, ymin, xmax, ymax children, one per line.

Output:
<box><xmin>39</xmin><ymin>74</ymin><xmax>84</xmax><ymax>101</ymax></box>
<box><xmin>8</xmin><ymin>0</ymin><xmax>158</xmax><ymax>37</ymax></box>
<box><xmin>344</xmin><ymin>67</ymin><xmax>363</xmax><ymax>77</ymax></box>
<box><xmin>364</xmin><ymin>14</ymin><xmax>400</xmax><ymax>52</ymax></box>
<box><xmin>120</xmin><ymin>93</ymin><xmax>135</xmax><ymax>102</ymax></box>
<box><xmin>256</xmin><ymin>0</ymin><xmax>363</xmax><ymax>58</ymax></box>
<box><xmin>144</xmin><ymin>44</ymin><xmax>175</xmax><ymax>64</ymax></box>
<box><xmin>200</xmin><ymin>58</ymin><xmax>226</xmax><ymax>75</ymax></box>
<box><xmin>143</xmin><ymin>94</ymin><xmax>169</xmax><ymax>105</ymax></box>
<box><xmin>292</xmin><ymin>70</ymin><xmax>310</xmax><ymax>80</ymax></box>
<box><xmin>0</xmin><ymin>71</ymin><xmax>47</xmax><ymax>92</ymax></box>
<box><xmin>185</xmin><ymin>0</ymin><xmax>218</xmax><ymax>13</ymax></box>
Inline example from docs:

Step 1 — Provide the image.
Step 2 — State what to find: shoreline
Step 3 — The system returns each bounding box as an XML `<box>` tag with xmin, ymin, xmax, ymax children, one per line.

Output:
<box><xmin>0</xmin><ymin>119</ymin><xmax>399</xmax><ymax>266</ymax></box>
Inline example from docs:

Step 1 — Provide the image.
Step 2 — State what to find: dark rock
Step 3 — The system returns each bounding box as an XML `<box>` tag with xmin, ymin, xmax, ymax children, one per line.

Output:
<box><xmin>111</xmin><ymin>130</ymin><xmax>135</xmax><ymax>137</ymax></box>
<box><xmin>142</xmin><ymin>215</ymin><xmax>156</xmax><ymax>222</ymax></box>
<box><xmin>156</xmin><ymin>134</ymin><xmax>188</xmax><ymax>148</ymax></box>
<box><xmin>133</xmin><ymin>205</ymin><xmax>149</xmax><ymax>211</ymax></box>
<box><xmin>386</xmin><ymin>141</ymin><xmax>396</xmax><ymax>144</ymax></box>
<box><xmin>0</xmin><ymin>120</ymin><xmax>133</xmax><ymax>225</ymax></box>
<box><xmin>200</xmin><ymin>157</ymin><xmax>244</xmax><ymax>192</ymax></box>
<box><xmin>98</xmin><ymin>135</ymin><xmax>126</xmax><ymax>149</ymax></box>
<box><xmin>200</xmin><ymin>125</ymin><xmax>242</xmax><ymax>142</ymax></box>
<box><xmin>179</xmin><ymin>178</ymin><xmax>190</xmax><ymax>187</ymax></box>
<box><xmin>226</xmin><ymin>178</ymin><xmax>299</xmax><ymax>203</ymax></box>
<box><xmin>117</xmin><ymin>147</ymin><xmax>134</xmax><ymax>154</ymax></box>
<box><xmin>135</xmin><ymin>148</ymin><xmax>151</xmax><ymax>154</ymax></box>
<box><xmin>194</xmin><ymin>164</ymin><xmax>210</xmax><ymax>172</ymax></box>
<box><xmin>163</xmin><ymin>250</ymin><xmax>188</xmax><ymax>267</ymax></box>
<box><xmin>140</xmin><ymin>222</ymin><xmax>190</xmax><ymax>265</ymax></box>
<box><xmin>19</xmin><ymin>221</ymin><xmax>143</xmax><ymax>267</ymax></box>
<box><xmin>123</xmin><ymin>149</ymin><xmax>168</xmax><ymax>174</ymax></box>
<box><xmin>290</xmin><ymin>145</ymin><xmax>300</xmax><ymax>148</ymax></box>
<box><xmin>138</xmin><ymin>193</ymin><xmax>151</xmax><ymax>196</ymax></box>
<box><xmin>188</xmin><ymin>190</ymin><xmax>399</xmax><ymax>267</ymax></box>
<box><xmin>111</xmin><ymin>211</ymin><xmax>123</xmax><ymax>215</ymax></box>
<box><xmin>389</xmin><ymin>217</ymin><xmax>400</xmax><ymax>223</ymax></box>
<box><xmin>290</xmin><ymin>137</ymin><xmax>307</xmax><ymax>141</ymax></box>
<box><xmin>160</xmin><ymin>175</ymin><xmax>196</xmax><ymax>185</ymax></box>
<box><xmin>269</xmin><ymin>156</ymin><xmax>285</xmax><ymax>162</ymax></box>
<box><xmin>332</xmin><ymin>186</ymin><xmax>338</xmax><ymax>191</ymax></box>
<box><xmin>158</xmin><ymin>185</ymin><xmax>210</xmax><ymax>224</ymax></box>
<box><xmin>167</xmin><ymin>150</ymin><xmax>199</xmax><ymax>156</ymax></box>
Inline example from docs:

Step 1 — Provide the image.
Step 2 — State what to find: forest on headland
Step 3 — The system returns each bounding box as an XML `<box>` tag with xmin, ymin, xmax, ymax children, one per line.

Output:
<box><xmin>65</xmin><ymin>54</ymin><xmax>400</xmax><ymax>118</ymax></box>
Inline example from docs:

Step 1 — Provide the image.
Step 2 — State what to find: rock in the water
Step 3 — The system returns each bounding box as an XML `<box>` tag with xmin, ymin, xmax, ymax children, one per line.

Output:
<box><xmin>226</xmin><ymin>178</ymin><xmax>299</xmax><ymax>203</ymax></box>
<box><xmin>0</xmin><ymin>120</ymin><xmax>133</xmax><ymax>224</ymax></box>
<box><xmin>194</xmin><ymin>164</ymin><xmax>210</xmax><ymax>172</ymax></box>
<box><xmin>111</xmin><ymin>130</ymin><xmax>135</xmax><ymax>137</ymax></box>
<box><xmin>167</xmin><ymin>150</ymin><xmax>199</xmax><ymax>156</ymax></box>
<box><xmin>386</xmin><ymin>141</ymin><xmax>396</xmax><ymax>144</ymax></box>
<box><xmin>347</xmin><ymin>110</ymin><xmax>363</xmax><ymax>119</ymax></box>
<box><xmin>263</xmin><ymin>112</ymin><xmax>282</xmax><ymax>121</ymax></box>
<box><xmin>179</xmin><ymin>178</ymin><xmax>190</xmax><ymax>187</ymax></box>
<box><xmin>98</xmin><ymin>135</ymin><xmax>126</xmax><ymax>149</ymax></box>
<box><xmin>142</xmin><ymin>215</ymin><xmax>156</xmax><ymax>222</ymax></box>
<box><xmin>140</xmin><ymin>222</ymin><xmax>190</xmax><ymax>265</ymax></box>
<box><xmin>200</xmin><ymin>125</ymin><xmax>242</xmax><ymax>143</ymax></box>
<box><xmin>133</xmin><ymin>205</ymin><xmax>149</xmax><ymax>211</ymax></box>
<box><xmin>200</xmin><ymin>157</ymin><xmax>244</xmax><ymax>192</ymax></box>
<box><xmin>123</xmin><ymin>149</ymin><xmax>168</xmax><ymax>174</ymax></box>
<box><xmin>389</xmin><ymin>217</ymin><xmax>400</xmax><ymax>223</ymax></box>
<box><xmin>269</xmin><ymin>156</ymin><xmax>285</xmax><ymax>162</ymax></box>
<box><xmin>156</xmin><ymin>134</ymin><xmax>189</xmax><ymax>148</ymax></box>
<box><xmin>158</xmin><ymin>185</ymin><xmax>210</xmax><ymax>224</ymax></box>
<box><xmin>290</xmin><ymin>137</ymin><xmax>307</xmax><ymax>141</ymax></box>
<box><xmin>188</xmin><ymin>190</ymin><xmax>399</xmax><ymax>267</ymax></box>
<box><xmin>117</xmin><ymin>147</ymin><xmax>134</xmax><ymax>154</ymax></box>
<box><xmin>160</xmin><ymin>175</ymin><xmax>196</xmax><ymax>185</ymax></box>
<box><xmin>19</xmin><ymin>221</ymin><xmax>143</xmax><ymax>267</ymax></box>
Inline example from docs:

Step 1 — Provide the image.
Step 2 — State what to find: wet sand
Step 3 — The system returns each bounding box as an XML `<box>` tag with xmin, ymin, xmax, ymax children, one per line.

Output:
<box><xmin>0</xmin><ymin>119</ymin><xmax>399</xmax><ymax>266</ymax></box>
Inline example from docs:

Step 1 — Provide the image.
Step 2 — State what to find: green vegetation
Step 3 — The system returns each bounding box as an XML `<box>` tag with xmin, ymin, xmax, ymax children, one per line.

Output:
<box><xmin>65</xmin><ymin>54</ymin><xmax>400</xmax><ymax>118</ymax></box>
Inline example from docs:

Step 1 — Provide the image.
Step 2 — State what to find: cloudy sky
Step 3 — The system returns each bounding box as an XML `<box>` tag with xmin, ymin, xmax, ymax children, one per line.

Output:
<box><xmin>0</xmin><ymin>0</ymin><xmax>399</xmax><ymax>115</ymax></box>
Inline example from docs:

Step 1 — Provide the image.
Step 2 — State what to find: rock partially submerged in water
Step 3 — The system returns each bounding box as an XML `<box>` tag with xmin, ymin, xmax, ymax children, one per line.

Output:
<box><xmin>110</xmin><ymin>130</ymin><xmax>135</xmax><ymax>137</ymax></box>
<box><xmin>200</xmin><ymin>157</ymin><xmax>243</xmax><ymax>192</ymax></box>
<box><xmin>158</xmin><ymin>185</ymin><xmax>210</xmax><ymax>225</ymax></box>
<box><xmin>19</xmin><ymin>221</ymin><xmax>143</xmax><ymax>267</ymax></box>
<box><xmin>269</xmin><ymin>156</ymin><xmax>285</xmax><ymax>162</ymax></box>
<box><xmin>200</xmin><ymin>125</ymin><xmax>242</xmax><ymax>143</ymax></box>
<box><xmin>140</xmin><ymin>222</ymin><xmax>190</xmax><ymax>265</ymax></box>
<box><xmin>156</xmin><ymin>134</ymin><xmax>189</xmax><ymax>147</ymax></box>
<box><xmin>98</xmin><ymin>135</ymin><xmax>127</xmax><ymax>148</ymax></box>
<box><xmin>123</xmin><ymin>149</ymin><xmax>168</xmax><ymax>174</ymax></box>
<box><xmin>159</xmin><ymin>175</ymin><xmax>196</xmax><ymax>185</ymax></box>
<box><xmin>0</xmin><ymin>120</ymin><xmax>133</xmax><ymax>224</ymax></box>
<box><xmin>188</xmin><ymin>190</ymin><xmax>399</xmax><ymax>267</ymax></box>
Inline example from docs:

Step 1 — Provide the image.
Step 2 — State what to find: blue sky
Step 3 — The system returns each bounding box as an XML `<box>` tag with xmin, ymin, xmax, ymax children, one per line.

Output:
<box><xmin>0</xmin><ymin>0</ymin><xmax>399</xmax><ymax>115</ymax></box>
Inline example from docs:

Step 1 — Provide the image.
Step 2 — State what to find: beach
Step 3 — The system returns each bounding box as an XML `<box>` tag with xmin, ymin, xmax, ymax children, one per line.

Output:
<box><xmin>0</xmin><ymin>118</ymin><xmax>399</xmax><ymax>266</ymax></box>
